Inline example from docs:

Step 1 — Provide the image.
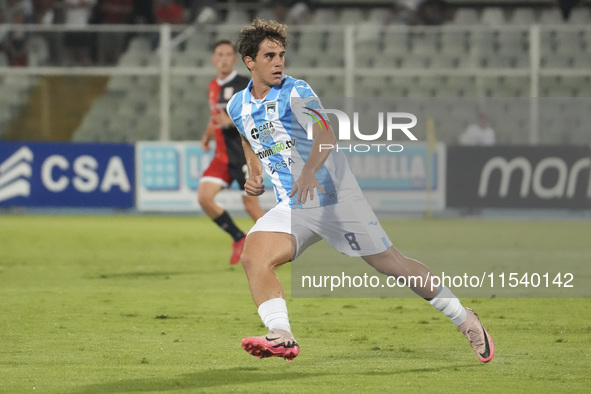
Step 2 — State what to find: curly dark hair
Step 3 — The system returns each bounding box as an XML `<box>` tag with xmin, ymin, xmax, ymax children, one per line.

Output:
<box><xmin>236</xmin><ymin>19</ymin><xmax>288</xmax><ymax>63</ymax></box>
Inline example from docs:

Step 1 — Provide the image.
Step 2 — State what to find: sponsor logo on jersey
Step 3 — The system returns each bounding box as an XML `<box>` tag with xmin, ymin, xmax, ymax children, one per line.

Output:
<box><xmin>250</xmin><ymin>121</ymin><xmax>277</xmax><ymax>140</ymax></box>
<box><xmin>265</xmin><ymin>101</ymin><xmax>278</xmax><ymax>121</ymax></box>
<box><xmin>223</xmin><ymin>87</ymin><xmax>234</xmax><ymax>100</ymax></box>
<box><xmin>256</xmin><ymin>139</ymin><xmax>296</xmax><ymax>159</ymax></box>
<box><xmin>267</xmin><ymin>157</ymin><xmax>295</xmax><ymax>174</ymax></box>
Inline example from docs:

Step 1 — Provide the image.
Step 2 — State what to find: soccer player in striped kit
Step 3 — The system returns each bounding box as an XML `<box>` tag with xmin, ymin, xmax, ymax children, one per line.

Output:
<box><xmin>198</xmin><ymin>39</ymin><xmax>265</xmax><ymax>265</ymax></box>
<box><xmin>227</xmin><ymin>19</ymin><xmax>494</xmax><ymax>363</ymax></box>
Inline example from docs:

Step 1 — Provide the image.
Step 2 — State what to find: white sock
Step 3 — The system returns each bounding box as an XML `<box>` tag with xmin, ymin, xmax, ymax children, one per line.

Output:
<box><xmin>428</xmin><ymin>286</ymin><xmax>467</xmax><ymax>326</ymax></box>
<box><xmin>258</xmin><ymin>298</ymin><xmax>291</xmax><ymax>332</ymax></box>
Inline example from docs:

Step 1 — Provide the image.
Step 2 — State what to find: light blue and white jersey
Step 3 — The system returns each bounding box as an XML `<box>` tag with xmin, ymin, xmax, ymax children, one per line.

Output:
<box><xmin>227</xmin><ymin>75</ymin><xmax>361</xmax><ymax>208</ymax></box>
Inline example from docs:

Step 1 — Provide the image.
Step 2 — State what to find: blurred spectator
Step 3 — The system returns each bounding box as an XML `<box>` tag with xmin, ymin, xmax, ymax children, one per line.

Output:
<box><xmin>96</xmin><ymin>0</ymin><xmax>132</xmax><ymax>24</ymax></box>
<box><xmin>32</xmin><ymin>0</ymin><xmax>58</xmax><ymax>65</ymax></box>
<box><xmin>129</xmin><ymin>0</ymin><xmax>154</xmax><ymax>24</ymax></box>
<box><xmin>154</xmin><ymin>0</ymin><xmax>184</xmax><ymax>24</ymax></box>
<box><xmin>412</xmin><ymin>0</ymin><xmax>451</xmax><ymax>25</ymax></box>
<box><xmin>385</xmin><ymin>1</ymin><xmax>414</xmax><ymax>25</ymax></box>
<box><xmin>95</xmin><ymin>0</ymin><xmax>133</xmax><ymax>64</ymax></box>
<box><xmin>0</xmin><ymin>0</ymin><xmax>34</xmax><ymax>23</ymax></box>
<box><xmin>557</xmin><ymin>0</ymin><xmax>581</xmax><ymax>20</ymax></box>
<box><xmin>386</xmin><ymin>0</ymin><xmax>451</xmax><ymax>26</ymax></box>
<box><xmin>459</xmin><ymin>113</ymin><xmax>496</xmax><ymax>146</ymax></box>
<box><xmin>271</xmin><ymin>0</ymin><xmax>310</xmax><ymax>25</ymax></box>
<box><xmin>153</xmin><ymin>0</ymin><xmax>184</xmax><ymax>49</ymax></box>
<box><xmin>33</xmin><ymin>0</ymin><xmax>55</xmax><ymax>24</ymax></box>
<box><xmin>1</xmin><ymin>8</ymin><xmax>28</xmax><ymax>66</ymax></box>
<box><xmin>62</xmin><ymin>0</ymin><xmax>97</xmax><ymax>66</ymax></box>
<box><xmin>188</xmin><ymin>0</ymin><xmax>218</xmax><ymax>24</ymax></box>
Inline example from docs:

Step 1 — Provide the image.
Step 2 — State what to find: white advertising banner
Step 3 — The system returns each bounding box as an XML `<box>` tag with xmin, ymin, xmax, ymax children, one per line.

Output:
<box><xmin>135</xmin><ymin>141</ymin><xmax>445</xmax><ymax>213</ymax></box>
<box><xmin>135</xmin><ymin>141</ymin><xmax>276</xmax><ymax>212</ymax></box>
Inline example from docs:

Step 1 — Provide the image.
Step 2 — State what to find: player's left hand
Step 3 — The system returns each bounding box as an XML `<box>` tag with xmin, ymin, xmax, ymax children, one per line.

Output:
<box><xmin>290</xmin><ymin>169</ymin><xmax>325</xmax><ymax>205</ymax></box>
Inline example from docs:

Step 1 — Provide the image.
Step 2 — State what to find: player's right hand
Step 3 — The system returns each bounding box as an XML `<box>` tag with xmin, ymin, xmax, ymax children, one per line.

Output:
<box><xmin>245</xmin><ymin>175</ymin><xmax>265</xmax><ymax>196</ymax></box>
<box><xmin>201</xmin><ymin>138</ymin><xmax>211</xmax><ymax>152</ymax></box>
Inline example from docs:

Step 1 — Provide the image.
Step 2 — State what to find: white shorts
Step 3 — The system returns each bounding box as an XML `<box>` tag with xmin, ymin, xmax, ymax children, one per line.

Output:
<box><xmin>248</xmin><ymin>195</ymin><xmax>392</xmax><ymax>260</ymax></box>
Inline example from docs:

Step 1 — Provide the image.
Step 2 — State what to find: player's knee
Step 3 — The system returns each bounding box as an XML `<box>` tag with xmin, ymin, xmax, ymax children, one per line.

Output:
<box><xmin>239</xmin><ymin>249</ymin><xmax>259</xmax><ymax>273</ymax></box>
<box><xmin>241</xmin><ymin>248</ymin><xmax>280</xmax><ymax>273</ymax></box>
<box><xmin>197</xmin><ymin>191</ymin><xmax>211</xmax><ymax>208</ymax></box>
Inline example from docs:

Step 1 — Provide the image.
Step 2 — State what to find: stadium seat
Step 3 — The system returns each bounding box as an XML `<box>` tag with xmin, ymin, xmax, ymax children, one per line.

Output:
<box><xmin>315</xmin><ymin>54</ymin><xmax>342</xmax><ymax>68</ymax></box>
<box><xmin>326</xmin><ymin>30</ymin><xmax>345</xmax><ymax>54</ymax></box>
<box><xmin>224</xmin><ymin>9</ymin><xmax>251</xmax><ymax>25</ymax></box>
<box><xmin>445</xmin><ymin>76</ymin><xmax>476</xmax><ymax>96</ymax></box>
<box><xmin>541</xmin><ymin>54</ymin><xmax>573</xmax><ymax>68</ymax></box>
<box><xmin>496</xmin><ymin>30</ymin><xmax>528</xmax><ymax>54</ymax></box>
<box><xmin>382</xmin><ymin>31</ymin><xmax>409</xmax><ymax>55</ymax></box>
<box><xmin>568</xmin><ymin>8</ymin><xmax>591</xmax><ymax>24</ymax></box>
<box><xmin>0</xmin><ymin>104</ymin><xmax>13</xmax><ymax>138</ymax></box>
<box><xmin>539</xmin><ymin>8</ymin><xmax>564</xmax><ymax>24</ymax></box>
<box><xmin>408</xmin><ymin>32</ymin><xmax>439</xmax><ymax>55</ymax></box>
<box><xmin>134</xmin><ymin>114</ymin><xmax>160</xmax><ymax>141</ymax></box>
<box><xmin>428</xmin><ymin>55</ymin><xmax>456</xmax><ymax>69</ymax></box>
<box><xmin>356</xmin><ymin>23</ymin><xmax>382</xmax><ymax>44</ymax></box>
<box><xmin>453</xmin><ymin>8</ymin><xmax>479</xmax><ymax>25</ymax></box>
<box><xmin>127</xmin><ymin>36</ymin><xmax>153</xmax><ymax>54</ymax></box>
<box><xmin>117</xmin><ymin>52</ymin><xmax>148</xmax><ymax>67</ymax></box>
<box><xmin>285</xmin><ymin>51</ymin><xmax>316</xmax><ymax>68</ymax></box>
<box><xmin>510</xmin><ymin>8</ymin><xmax>537</xmax><ymax>25</ymax></box>
<box><xmin>367</xmin><ymin>8</ymin><xmax>390</xmax><ymax>24</ymax></box>
<box><xmin>373</xmin><ymin>53</ymin><xmax>401</xmax><ymax>68</ymax></box>
<box><xmin>481</xmin><ymin>7</ymin><xmax>506</xmax><ymax>25</ymax></box>
<box><xmin>439</xmin><ymin>30</ymin><xmax>467</xmax><ymax>55</ymax></box>
<box><xmin>554</xmin><ymin>29</ymin><xmax>584</xmax><ymax>49</ymax></box>
<box><xmin>172</xmin><ymin>52</ymin><xmax>202</xmax><ymax>68</ymax></box>
<box><xmin>355</xmin><ymin>44</ymin><xmax>379</xmax><ymax>68</ymax></box>
<box><xmin>309</xmin><ymin>8</ymin><xmax>338</xmax><ymax>25</ymax></box>
<box><xmin>253</xmin><ymin>8</ymin><xmax>275</xmax><ymax>21</ymax></box>
<box><xmin>469</xmin><ymin>30</ymin><xmax>496</xmax><ymax>55</ymax></box>
<box><xmin>295</xmin><ymin>31</ymin><xmax>325</xmax><ymax>52</ymax></box>
<box><xmin>340</xmin><ymin>8</ymin><xmax>365</xmax><ymax>24</ymax></box>
<box><xmin>186</xmin><ymin>32</ymin><xmax>212</xmax><ymax>54</ymax></box>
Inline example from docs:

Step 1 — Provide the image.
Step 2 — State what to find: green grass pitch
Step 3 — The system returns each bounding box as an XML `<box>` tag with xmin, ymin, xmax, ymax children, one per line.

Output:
<box><xmin>1</xmin><ymin>215</ymin><xmax>589</xmax><ymax>393</ymax></box>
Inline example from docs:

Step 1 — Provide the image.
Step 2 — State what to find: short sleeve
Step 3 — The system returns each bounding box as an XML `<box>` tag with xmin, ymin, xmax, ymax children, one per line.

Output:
<box><xmin>226</xmin><ymin>92</ymin><xmax>245</xmax><ymax>137</ymax></box>
<box><xmin>291</xmin><ymin>79</ymin><xmax>330</xmax><ymax>130</ymax></box>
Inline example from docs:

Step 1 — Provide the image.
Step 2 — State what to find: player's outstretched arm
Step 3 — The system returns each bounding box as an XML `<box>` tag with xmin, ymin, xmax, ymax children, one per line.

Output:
<box><xmin>289</xmin><ymin>122</ymin><xmax>336</xmax><ymax>204</ymax></box>
<box><xmin>201</xmin><ymin>120</ymin><xmax>215</xmax><ymax>152</ymax></box>
<box><xmin>212</xmin><ymin>110</ymin><xmax>234</xmax><ymax>129</ymax></box>
<box><xmin>241</xmin><ymin>135</ymin><xmax>265</xmax><ymax>196</ymax></box>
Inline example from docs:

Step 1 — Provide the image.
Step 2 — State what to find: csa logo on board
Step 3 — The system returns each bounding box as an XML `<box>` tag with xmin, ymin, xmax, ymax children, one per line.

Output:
<box><xmin>0</xmin><ymin>146</ymin><xmax>33</xmax><ymax>203</ymax></box>
<box><xmin>0</xmin><ymin>142</ymin><xmax>135</xmax><ymax>208</ymax></box>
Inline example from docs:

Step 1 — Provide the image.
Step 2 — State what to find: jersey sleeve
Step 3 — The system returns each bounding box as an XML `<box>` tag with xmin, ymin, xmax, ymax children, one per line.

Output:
<box><xmin>226</xmin><ymin>92</ymin><xmax>245</xmax><ymax>137</ymax></box>
<box><xmin>290</xmin><ymin>79</ymin><xmax>330</xmax><ymax>131</ymax></box>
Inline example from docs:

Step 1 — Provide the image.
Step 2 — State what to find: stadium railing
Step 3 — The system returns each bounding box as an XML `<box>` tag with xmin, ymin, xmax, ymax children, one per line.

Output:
<box><xmin>0</xmin><ymin>23</ymin><xmax>589</xmax><ymax>145</ymax></box>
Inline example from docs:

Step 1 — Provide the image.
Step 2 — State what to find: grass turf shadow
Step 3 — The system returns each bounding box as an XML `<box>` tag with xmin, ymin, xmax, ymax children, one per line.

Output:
<box><xmin>73</xmin><ymin>363</ymin><xmax>482</xmax><ymax>393</ymax></box>
<box><xmin>74</xmin><ymin>366</ymin><xmax>325</xmax><ymax>393</ymax></box>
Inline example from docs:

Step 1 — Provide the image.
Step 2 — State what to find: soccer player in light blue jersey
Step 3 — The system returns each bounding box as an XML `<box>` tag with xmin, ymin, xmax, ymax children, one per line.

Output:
<box><xmin>227</xmin><ymin>19</ymin><xmax>494</xmax><ymax>363</ymax></box>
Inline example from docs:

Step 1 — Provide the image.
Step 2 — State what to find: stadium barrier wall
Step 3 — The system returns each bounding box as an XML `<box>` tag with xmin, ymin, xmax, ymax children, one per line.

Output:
<box><xmin>446</xmin><ymin>145</ymin><xmax>591</xmax><ymax>209</ymax></box>
<box><xmin>3</xmin><ymin>141</ymin><xmax>589</xmax><ymax>211</ymax></box>
<box><xmin>0</xmin><ymin>141</ymin><xmax>135</xmax><ymax>208</ymax></box>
